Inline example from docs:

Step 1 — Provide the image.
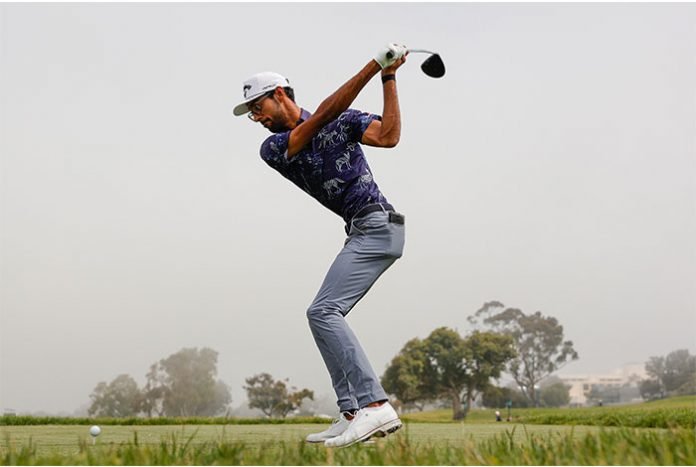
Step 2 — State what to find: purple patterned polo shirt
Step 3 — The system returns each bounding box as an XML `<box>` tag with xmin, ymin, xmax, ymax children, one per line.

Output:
<box><xmin>259</xmin><ymin>108</ymin><xmax>391</xmax><ymax>223</ymax></box>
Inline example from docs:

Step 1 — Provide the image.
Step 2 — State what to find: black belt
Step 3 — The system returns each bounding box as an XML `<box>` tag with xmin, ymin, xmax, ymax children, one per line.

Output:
<box><xmin>345</xmin><ymin>203</ymin><xmax>402</xmax><ymax>235</ymax></box>
<box><xmin>352</xmin><ymin>203</ymin><xmax>394</xmax><ymax>220</ymax></box>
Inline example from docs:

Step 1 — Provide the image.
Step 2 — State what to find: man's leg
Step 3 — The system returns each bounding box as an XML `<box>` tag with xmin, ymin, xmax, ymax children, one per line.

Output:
<box><xmin>306</xmin><ymin>211</ymin><xmax>405</xmax><ymax>409</ymax></box>
<box><xmin>308</xmin><ymin>325</ymin><xmax>359</xmax><ymax>412</ymax></box>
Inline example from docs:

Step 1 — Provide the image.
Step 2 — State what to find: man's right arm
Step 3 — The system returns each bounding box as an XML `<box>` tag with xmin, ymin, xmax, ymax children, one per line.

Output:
<box><xmin>286</xmin><ymin>44</ymin><xmax>406</xmax><ymax>158</ymax></box>
<box><xmin>286</xmin><ymin>60</ymin><xmax>381</xmax><ymax>159</ymax></box>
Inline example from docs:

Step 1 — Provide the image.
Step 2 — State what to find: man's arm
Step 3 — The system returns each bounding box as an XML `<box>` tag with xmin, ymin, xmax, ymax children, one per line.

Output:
<box><xmin>286</xmin><ymin>61</ymin><xmax>381</xmax><ymax>158</ymax></box>
<box><xmin>361</xmin><ymin>55</ymin><xmax>407</xmax><ymax>148</ymax></box>
<box><xmin>286</xmin><ymin>44</ymin><xmax>406</xmax><ymax>159</ymax></box>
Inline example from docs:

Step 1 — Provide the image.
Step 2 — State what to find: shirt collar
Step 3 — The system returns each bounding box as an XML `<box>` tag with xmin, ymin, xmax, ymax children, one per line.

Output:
<box><xmin>297</xmin><ymin>108</ymin><xmax>312</xmax><ymax>125</ymax></box>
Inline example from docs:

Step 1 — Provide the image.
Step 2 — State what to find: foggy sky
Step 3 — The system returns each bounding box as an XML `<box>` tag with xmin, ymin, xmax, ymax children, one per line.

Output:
<box><xmin>1</xmin><ymin>3</ymin><xmax>695</xmax><ymax>414</ymax></box>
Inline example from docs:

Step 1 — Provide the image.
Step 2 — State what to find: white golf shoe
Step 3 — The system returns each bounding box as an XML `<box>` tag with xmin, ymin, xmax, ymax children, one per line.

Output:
<box><xmin>324</xmin><ymin>402</ymin><xmax>402</xmax><ymax>448</ymax></box>
<box><xmin>305</xmin><ymin>413</ymin><xmax>351</xmax><ymax>443</ymax></box>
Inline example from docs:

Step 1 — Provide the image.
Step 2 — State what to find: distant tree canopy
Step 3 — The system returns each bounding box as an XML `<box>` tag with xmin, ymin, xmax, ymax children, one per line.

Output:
<box><xmin>88</xmin><ymin>347</ymin><xmax>231</xmax><ymax>418</ymax></box>
<box><xmin>89</xmin><ymin>374</ymin><xmax>142</xmax><ymax>417</ymax></box>
<box><xmin>587</xmin><ymin>384</ymin><xmax>621</xmax><ymax>405</ymax></box>
<box><xmin>381</xmin><ymin>338</ymin><xmax>433</xmax><ymax>412</ymax></box>
<box><xmin>641</xmin><ymin>349</ymin><xmax>696</xmax><ymax>399</ymax></box>
<box><xmin>482</xmin><ymin>385</ymin><xmax>531</xmax><ymax>409</ymax></box>
<box><xmin>468</xmin><ymin>301</ymin><xmax>579</xmax><ymax>406</ymax></box>
<box><xmin>382</xmin><ymin>327</ymin><xmax>516</xmax><ymax>420</ymax></box>
<box><xmin>540</xmin><ymin>382</ymin><xmax>572</xmax><ymax>407</ymax></box>
<box><xmin>244</xmin><ymin>373</ymin><xmax>314</xmax><ymax>418</ymax></box>
<box><xmin>145</xmin><ymin>347</ymin><xmax>231</xmax><ymax>417</ymax></box>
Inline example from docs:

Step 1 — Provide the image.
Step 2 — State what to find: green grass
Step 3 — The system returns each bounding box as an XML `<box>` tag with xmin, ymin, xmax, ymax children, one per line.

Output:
<box><xmin>402</xmin><ymin>395</ymin><xmax>696</xmax><ymax>428</ymax></box>
<box><xmin>1</xmin><ymin>424</ymin><xmax>693</xmax><ymax>465</ymax></box>
<box><xmin>1</xmin><ymin>423</ymin><xmax>607</xmax><ymax>455</ymax></box>
<box><xmin>2</xmin><ymin>397</ymin><xmax>693</xmax><ymax>464</ymax></box>
<box><xmin>0</xmin><ymin>416</ymin><xmax>332</xmax><ymax>426</ymax></box>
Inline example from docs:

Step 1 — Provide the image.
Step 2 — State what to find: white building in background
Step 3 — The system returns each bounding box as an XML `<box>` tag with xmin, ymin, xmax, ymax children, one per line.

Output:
<box><xmin>558</xmin><ymin>363</ymin><xmax>647</xmax><ymax>406</ymax></box>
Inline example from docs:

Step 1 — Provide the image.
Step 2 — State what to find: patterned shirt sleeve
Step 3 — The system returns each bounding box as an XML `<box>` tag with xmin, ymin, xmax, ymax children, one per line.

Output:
<box><xmin>342</xmin><ymin>109</ymin><xmax>381</xmax><ymax>143</ymax></box>
<box><xmin>259</xmin><ymin>132</ymin><xmax>290</xmax><ymax>168</ymax></box>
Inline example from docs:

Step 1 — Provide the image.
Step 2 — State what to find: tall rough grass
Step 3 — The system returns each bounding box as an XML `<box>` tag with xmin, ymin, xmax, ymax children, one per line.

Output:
<box><xmin>2</xmin><ymin>427</ymin><xmax>694</xmax><ymax>465</ymax></box>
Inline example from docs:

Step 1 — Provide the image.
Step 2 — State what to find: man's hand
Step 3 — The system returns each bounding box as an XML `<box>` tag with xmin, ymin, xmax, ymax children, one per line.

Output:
<box><xmin>382</xmin><ymin>52</ymin><xmax>408</xmax><ymax>76</ymax></box>
<box><xmin>374</xmin><ymin>43</ymin><xmax>408</xmax><ymax>69</ymax></box>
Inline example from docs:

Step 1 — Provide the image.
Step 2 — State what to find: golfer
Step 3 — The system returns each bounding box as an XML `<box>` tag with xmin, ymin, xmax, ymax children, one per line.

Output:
<box><xmin>233</xmin><ymin>43</ymin><xmax>408</xmax><ymax>447</ymax></box>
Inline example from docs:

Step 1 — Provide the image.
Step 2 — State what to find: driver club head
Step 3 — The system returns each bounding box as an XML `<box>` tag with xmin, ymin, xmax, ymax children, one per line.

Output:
<box><xmin>420</xmin><ymin>53</ymin><xmax>445</xmax><ymax>78</ymax></box>
<box><xmin>385</xmin><ymin>47</ymin><xmax>446</xmax><ymax>78</ymax></box>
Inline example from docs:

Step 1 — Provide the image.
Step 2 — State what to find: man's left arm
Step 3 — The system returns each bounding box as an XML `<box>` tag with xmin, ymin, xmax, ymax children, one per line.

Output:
<box><xmin>361</xmin><ymin>55</ymin><xmax>407</xmax><ymax>148</ymax></box>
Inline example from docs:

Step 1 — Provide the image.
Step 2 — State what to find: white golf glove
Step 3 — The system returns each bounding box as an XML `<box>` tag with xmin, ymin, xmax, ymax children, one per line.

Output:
<box><xmin>374</xmin><ymin>43</ymin><xmax>408</xmax><ymax>69</ymax></box>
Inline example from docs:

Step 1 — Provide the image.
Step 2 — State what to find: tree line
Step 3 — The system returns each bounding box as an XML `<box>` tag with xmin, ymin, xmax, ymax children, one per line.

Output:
<box><xmin>88</xmin><ymin>347</ymin><xmax>314</xmax><ymax>419</ymax></box>
<box><xmin>87</xmin><ymin>301</ymin><xmax>695</xmax><ymax>419</ymax></box>
<box><xmin>381</xmin><ymin>301</ymin><xmax>579</xmax><ymax>419</ymax></box>
<box><xmin>640</xmin><ymin>349</ymin><xmax>696</xmax><ymax>400</ymax></box>
<box><xmin>89</xmin><ymin>348</ymin><xmax>232</xmax><ymax>418</ymax></box>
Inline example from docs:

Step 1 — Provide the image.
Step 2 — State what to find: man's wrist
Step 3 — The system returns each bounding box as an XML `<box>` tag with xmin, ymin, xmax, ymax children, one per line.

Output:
<box><xmin>381</xmin><ymin>74</ymin><xmax>396</xmax><ymax>84</ymax></box>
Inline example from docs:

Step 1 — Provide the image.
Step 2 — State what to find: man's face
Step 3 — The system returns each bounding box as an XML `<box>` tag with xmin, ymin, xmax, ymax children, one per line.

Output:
<box><xmin>247</xmin><ymin>90</ymin><xmax>289</xmax><ymax>133</ymax></box>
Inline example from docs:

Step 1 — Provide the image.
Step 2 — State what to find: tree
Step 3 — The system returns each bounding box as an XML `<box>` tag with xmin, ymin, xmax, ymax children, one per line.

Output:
<box><xmin>643</xmin><ymin>349</ymin><xmax>696</xmax><ymax>397</ymax></box>
<box><xmin>420</xmin><ymin>328</ymin><xmax>467</xmax><ymax>419</ymax></box>
<box><xmin>244</xmin><ymin>373</ymin><xmax>314</xmax><ymax>418</ymax></box>
<box><xmin>675</xmin><ymin>373</ymin><xmax>696</xmax><ymax>396</ymax></box>
<box><xmin>88</xmin><ymin>374</ymin><xmax>142</xmax><ymax>417</ymax></box>
<box><xmin>587</xmin><ymin>384</ymin><xmax>620</xmax><ymax>405</ymax></box>
<box><xmin>538</xmin><ymin>375</ymin><xmax>571</xmax><ymax>407</ymax></box>
<box><xmin>644</xmin><ymin>355</ymin><xmax>666</xmax><ymax>397</ymax></box>
<box><xmin>142</xmin><ymin>362</ymin><xmax>168</xmax><ymax>418</ymax></box>
<box><xmin>419</xmin><ymin>327</ymin><xmax>515</xmax><ymax>420</ymax></box>
<box><xmin>663</xmin><ymin>349</ymin><xmax>696</xmax><ymax>392</ymax></box>
<box><xmin>640</xmin><ymin>378</ymin><xmax>663</xmax><ymax>400</ymax></box>
<box><xmin>145</xmin><ymin>347</ymin><xmax>231</xmax><ymax>417</ymax></box>
<box><xmin>460</xmin><ymin>331</ymin><xmax>517</xmax><ymax>414</ymax></box>
<box><xmin>381</xmin><ymin>338</ymin><xmax>433</xmax><ymax>411</ymax></box>
<box><xmin>468</xmin><ymin>301</ymin><xmax>579</xmax><ymax>406</ymax></box>
<box><xmin>482</xmin><ymin>385</ymin><xmax>530</xmax><ymax>409</ymax></box>
<box><xmin>540</xmin><ymin>383</ymin><xmax>571</xmax><ymax>407</ymax></box>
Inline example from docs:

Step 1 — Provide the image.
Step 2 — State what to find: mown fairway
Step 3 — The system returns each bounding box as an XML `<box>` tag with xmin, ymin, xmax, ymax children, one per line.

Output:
<box><xmin>1</xmin><ymin>422</ymin><xmax>608</xmax><ymax>457</ymax></box>
<box><xmin>2</xmin><ymin>396</ymin><xmax>694</xmax><ymax>465</ymax></box>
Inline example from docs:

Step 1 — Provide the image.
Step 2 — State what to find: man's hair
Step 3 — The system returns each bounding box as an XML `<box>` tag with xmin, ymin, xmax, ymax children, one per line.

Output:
<box><xmin>283</xmin><ymin>87</ymin><xmax>295</xmax><ymax>102</ymax></box>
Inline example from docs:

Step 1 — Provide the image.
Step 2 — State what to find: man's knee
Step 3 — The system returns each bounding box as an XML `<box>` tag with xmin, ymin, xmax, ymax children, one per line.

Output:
<box><xmin>306</xmin><ymin>301</ymin><xmax>345</xmax><ymax>323</ymax></box>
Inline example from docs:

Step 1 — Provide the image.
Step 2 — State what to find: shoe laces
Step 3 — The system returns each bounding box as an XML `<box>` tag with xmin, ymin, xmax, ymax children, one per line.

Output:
<box><xmin>352</xmin><ymin>409</ymin><xmax>368</xmax><ymax>421</ymax></box>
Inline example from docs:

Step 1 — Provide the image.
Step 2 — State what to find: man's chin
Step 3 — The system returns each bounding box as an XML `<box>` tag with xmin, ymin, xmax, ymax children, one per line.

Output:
<box><xmin>268</xmin><ymin>123</ymin><xmax>290</xmax><ymax>134</ymax></box>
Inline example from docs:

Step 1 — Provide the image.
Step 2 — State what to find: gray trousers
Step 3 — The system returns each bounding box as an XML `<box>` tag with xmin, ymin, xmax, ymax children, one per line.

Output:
<box><xmin>306</xmin><ymin>207</ymin><xmax>405</xmax><ymax>412</ymax></box>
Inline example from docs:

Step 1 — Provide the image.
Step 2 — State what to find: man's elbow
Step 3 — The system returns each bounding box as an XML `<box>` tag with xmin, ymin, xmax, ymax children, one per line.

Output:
<box><xmin>381</xmin><ymin>135</ymin><xmax>400</xmax><ymax>148</ymax></box>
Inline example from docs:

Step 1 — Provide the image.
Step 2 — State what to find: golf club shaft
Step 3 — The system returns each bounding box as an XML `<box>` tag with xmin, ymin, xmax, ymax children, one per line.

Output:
<box><xmin>386</xmin><ymin>48</ymin><xmax>437</xmax><ymax>60</ymax></box>
<box><xmin>408</xmin><ymin>48</ymin><xmax>437</xmax><ymax>55</ymax></box>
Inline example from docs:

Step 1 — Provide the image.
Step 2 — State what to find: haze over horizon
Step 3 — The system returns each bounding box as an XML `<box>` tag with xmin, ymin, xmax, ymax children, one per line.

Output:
<box><xmin>1</xmin><ymin>3</ymin><xmax>694</xmax><ymax>415</ymax></box>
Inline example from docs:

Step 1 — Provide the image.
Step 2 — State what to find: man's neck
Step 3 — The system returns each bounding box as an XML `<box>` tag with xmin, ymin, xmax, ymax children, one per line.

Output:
<box><xmin>286</xmin><ymin>104</ymin><xmax>302</xmax><ymax>129</ymax></box>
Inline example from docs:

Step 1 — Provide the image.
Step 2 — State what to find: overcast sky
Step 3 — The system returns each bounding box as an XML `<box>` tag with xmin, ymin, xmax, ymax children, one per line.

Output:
<box><xmin>1</xmin><ymin>3</ymin><xmax>694</xmax><ymax>414</ymax></box>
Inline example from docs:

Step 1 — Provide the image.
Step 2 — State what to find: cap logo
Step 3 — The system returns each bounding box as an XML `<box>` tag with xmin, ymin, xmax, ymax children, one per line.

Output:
<box><xmin>243</xmin><ymin>84</ymin><xmax>252</xmax><ymax>98</ymax></box>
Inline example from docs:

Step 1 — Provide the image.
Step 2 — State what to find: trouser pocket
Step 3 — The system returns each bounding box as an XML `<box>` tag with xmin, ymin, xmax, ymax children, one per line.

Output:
<box><xmin>346</xmin><ymin>212</ymin><xmax>405</xmax><ymax>258</ymax></box>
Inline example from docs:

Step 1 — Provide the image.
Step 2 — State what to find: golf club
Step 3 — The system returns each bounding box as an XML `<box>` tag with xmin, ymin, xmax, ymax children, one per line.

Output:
<box><xmin>387</xmin><ymin>48</ymin><xmax>446</xmax><ymax>78</ymax></box>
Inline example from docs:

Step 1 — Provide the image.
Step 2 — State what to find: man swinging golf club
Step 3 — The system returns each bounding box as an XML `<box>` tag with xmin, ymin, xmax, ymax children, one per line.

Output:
<box><xmin>233</xmin><ymin>43</ymin><xmax>408</xmax><ymax>447</ymax></box>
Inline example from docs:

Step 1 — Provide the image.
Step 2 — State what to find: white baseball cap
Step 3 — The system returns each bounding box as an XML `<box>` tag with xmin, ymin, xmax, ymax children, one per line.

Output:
<box><xmin>232</xmin><ymin>72</ymin><xmax>292</xmax><ymax>116</ymax></box>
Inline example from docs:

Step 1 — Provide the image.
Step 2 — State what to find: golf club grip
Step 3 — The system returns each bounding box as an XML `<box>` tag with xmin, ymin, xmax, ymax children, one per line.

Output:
<box><xmin>386</xmin><ymin>51</ymin><xmax>394</xmax><ymax>60</ymax></box>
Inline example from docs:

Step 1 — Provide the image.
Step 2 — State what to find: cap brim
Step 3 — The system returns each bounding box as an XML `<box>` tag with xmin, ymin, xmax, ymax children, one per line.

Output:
<box><xmin>232</xmin><ymin>97</ymin><xmax>256</xmax><ymax>116</ymax></box>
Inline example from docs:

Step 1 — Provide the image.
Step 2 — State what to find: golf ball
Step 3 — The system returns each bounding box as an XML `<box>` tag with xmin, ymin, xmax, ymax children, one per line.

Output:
<box><xmin>89</xmin><ymin>425</ymin><xmax>101</xmax><ymax>437</ymax></box>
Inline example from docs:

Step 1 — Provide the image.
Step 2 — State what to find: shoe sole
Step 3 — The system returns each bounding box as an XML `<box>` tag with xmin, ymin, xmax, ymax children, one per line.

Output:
<box><xmin>308</xmin><ymin>437</ymin><xmax>375</xmax><ymax>445</ymax></box>
<box><xmin>327</xmin><ymin>418</ymin><xmax>402</xmax><ymax>448</ymax></box>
